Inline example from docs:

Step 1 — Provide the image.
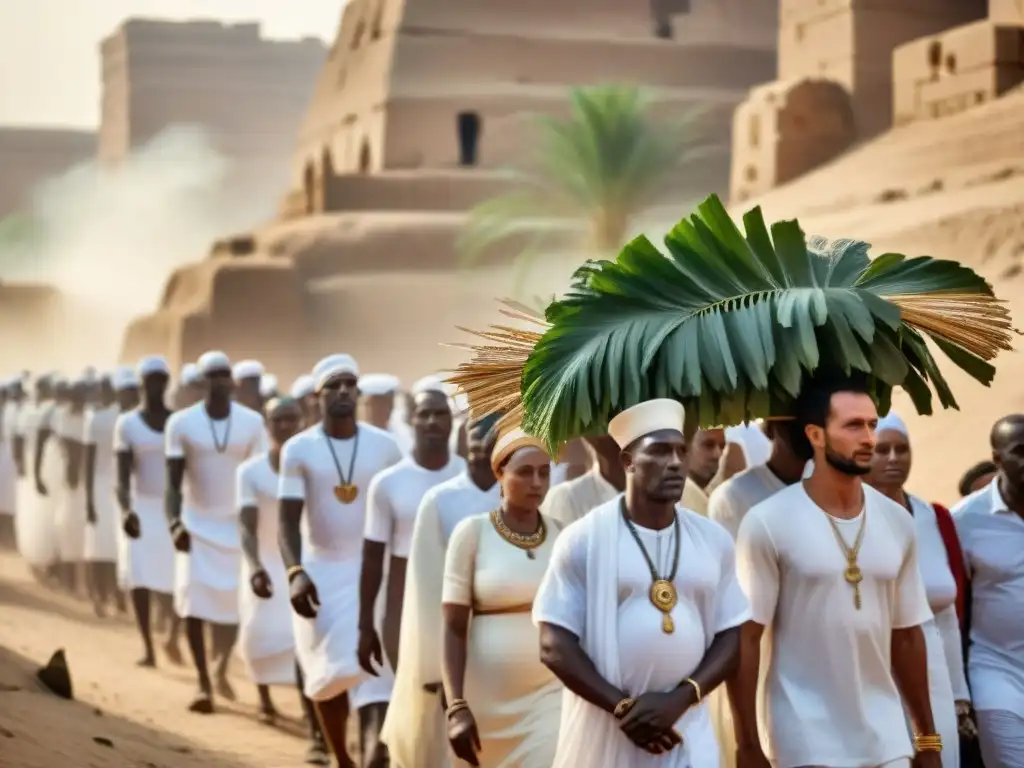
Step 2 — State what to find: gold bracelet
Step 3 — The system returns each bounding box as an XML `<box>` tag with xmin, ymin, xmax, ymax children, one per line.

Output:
<box><xmin>914</xmin><ymin>733</ymin><xmax>943</xmax><ymax>752</ymax></box>
<box><xmin>684</xmin><ymin>677</ymin><xmax>702</xmax><ymax>704</ymax></box>
<box><xmin>446</xmin><ymin>698</ymin><xmax>469</xmax><ymax>718</ymax></box>
<box><xmin>286</xmin><ymin>565</ymin><xmax>305</xmax><ymax>581</ymax></box>
<box><xmin>613</xmin><ymin>697</ymin><xmax>636</xmax><ymax>719</ymax></box>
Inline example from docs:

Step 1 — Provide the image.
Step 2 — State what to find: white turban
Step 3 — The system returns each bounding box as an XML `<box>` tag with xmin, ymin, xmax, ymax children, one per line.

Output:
<box><xmin>179</xmin><ymin>363</ymin><xmax>201</xmax><ymax>386</ymax></box>
<box><xmin>359</xmin><ymin>373</ymin><xmax>401</xmax><ymax>397</ymax></box>
<box><xmin>259</xmin><ymin>373</ymin><xmax>278</xmax><ymax>398</ymax></box>
<box><xmin>312</xmin><ymin>354</ymin><xmax>359</xmax><ymax>392</ymax></box>
<box><xmin>136</xmin><ymin>355</ymin><xmax>170</xmax><ymax>380</ymax></box>
<box><xmin>411</xmin><ymin>375</ymin><xmax>447</xmax><ymax>396</ymax></box>
<box><xmin>232</xmin><ymin>359</ymin><xmax>264</xmax><ymax>381</ymax></box>
<box><xmin>290</xmin><ymin>374</ymin><xmax>315</xmax><ymax>399</ymax></box>
<box><xmin>724</xmin><ymin>420</ymin><xmax>772</xmax><ymax>467</ymax></box>
<box><xmin>112</xmin><ymin>365</ymin><xmax>139</xmax><ymax>391</ymax></box>
<box><xmin>876</xmin><ymin>411</ymin><xmax>908</xmax><ymax>437</ymax></box>
<box><xmin>197</xmin><ymin>350</ymin><xmax>231</xmax><ymax>377</ymax></box>
<box><xmin>608</xmin><ymin>399</ymin><xmax>686</xmax><ymax>449</ymax></box>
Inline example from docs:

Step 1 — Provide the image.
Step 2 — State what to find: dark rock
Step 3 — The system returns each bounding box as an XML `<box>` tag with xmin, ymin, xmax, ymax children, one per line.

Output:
<box><xmin>92</xmin><ymin>736</ymin><xmax>114</xmax><ymax>748</ymax></box>
<box><xmin>36</xmin><ymin>649</ymin><xmax>73</xmax><ymax>700</ymax></box>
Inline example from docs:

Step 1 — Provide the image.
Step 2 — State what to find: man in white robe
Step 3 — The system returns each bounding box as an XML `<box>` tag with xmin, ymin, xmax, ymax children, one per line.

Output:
<box><xmin>953</xmin><ymin>414</ymin><xmax>1024</xmax><ymax>768</ymax></box>
<box><xmin>173</xmin><ymin>363</ymin><xmax>204</xmax><ymax>411</ymax></box>
<box><xmin>289</xmin><ymin>373</ymin><xmax>318</xmax><ymax>426</ymax></box>
<box><xmin>381</xmin><ymin>413</ymin><xmax>502</xmax><ymax>768</ymax></box>
<box><xmin>164</xmin><ymin>350</ymin><xmax>267</xmax><ymax>713</ymax></box>
<box><xmin>542</xmin><ymin>435</ymin><xmax>623</xmax><ymax>527</ymax></box>
<box><xmin>533</xmin><ymin>399</ymin><xmax>750</xmax><ymax>767</ymax></box>
<box><xmin>731</xmin><ymin>376</ymin><xmax>941</xmax><ymax>768</ymax></box>
<box><xmin>279</xmin><ymin>353</ymin><xmax>403</xmax><ymax>767</ymax></box>
<box><xmin>357</xmin><ymin>379</ymin><xmax>465</xmax><ymax>766</ymax></box>
<box><xmin>232</xmin><ymin>359</ymin><xmax>265</xmax><ymax>412</ymax></box>
<box><xmin>359</xmin><ymin>373</ymin><xmax>413</xmax><ymax>454</ymax></box>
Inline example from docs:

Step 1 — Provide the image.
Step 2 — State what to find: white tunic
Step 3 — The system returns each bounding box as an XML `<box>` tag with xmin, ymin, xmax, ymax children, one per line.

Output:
<box><xmin>0</xmin><ymin>400</ymin><xmax>18</xmax><ymax>515</ymax></box>
<box><xmin>735</xmin><ymin>483</ymin><xmax>933</xmax><ymax>768</ymax></box>
<box><xmin>14</xmin><ymin>403</ymin><xmax>58</xmax><ymax>566</ymax></box>
<box><xmin>54</xmin><ymin>408</ymin><xmax>87</xmax><ymax>561</ymax></box>
<box><xmin>357</xmin><ymin>453</ymin><xmax>466</xmax><ymax>709</ymax></box>
<box><xmin>541</xmin><ymin>466</ymin><xmax>618</xmax><ymax>528</ymax></box>
<box><xmin>166</xmin><ymin>401</ymin><xmax>267</xmax><ymax>623</ymax></box>
<box><xmin>533</xmin><ymin>497</ymin><xmax>751</xmax><ymax>768</ymax></box>
<box><xmin>381</xmin><ymin>470</ymin><xmax>501</xmax><ymax>768</ymax></box>
<box><xmin>114</xmin><ymin>410</ymin><xmax>176</xmax><ymax>592</ymax></box>
<box><xmin>953</xmin><ymin>479</ymin><xmax>1024</xmax><ymax>768</ymax></box>
<box><xmin>83</xmin><ymin>405</ymin><xmax>119</xmax><ymax>562</ymax></box>
<box><xmin>707</xmin><ymin>463</ymin><xmax>788</xmax><ymax>540</ymax></box>
<box><xmin>278</xmin><ymin>423</ymin><xmax>402</xmax><ymax>701</ymax></box>
<box><xmin>236</xmin><ymin>454</ymin><xmax>295</xmax><ymax>685</ymax></box>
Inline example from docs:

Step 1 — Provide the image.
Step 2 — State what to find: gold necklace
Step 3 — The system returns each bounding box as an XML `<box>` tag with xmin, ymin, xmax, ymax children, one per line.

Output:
<box><xmin>620</xmin><ymin>499</ymin><xmax>680</xmax><ymax>634</ymax></box>
<box><xmin>489</xmin><ymin>509</ymin><xmax>546</xmax><ymax>559</ymax></box>
<box><xmin>822</xmin><ymin>508</ymin><xmax>867</xmax><ymax>609</ymax></box>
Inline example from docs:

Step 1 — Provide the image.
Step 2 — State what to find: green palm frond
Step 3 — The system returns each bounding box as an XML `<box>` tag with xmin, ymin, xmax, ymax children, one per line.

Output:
<box><xmin>504</xmin><ymin>194</ymin><xmax>1019</xmax><ymax>451</ymax></box>
<box><xmin>459</xmin><ymin>84</ymin><xmax>718</xmax><ymax>274</ymax></box>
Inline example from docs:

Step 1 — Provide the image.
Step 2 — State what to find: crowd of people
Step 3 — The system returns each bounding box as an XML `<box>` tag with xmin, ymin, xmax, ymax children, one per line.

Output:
<box><xmin>0</xmin><ymin>350</ymin><xmax>1020</xmax><ymax>768</ymax></box>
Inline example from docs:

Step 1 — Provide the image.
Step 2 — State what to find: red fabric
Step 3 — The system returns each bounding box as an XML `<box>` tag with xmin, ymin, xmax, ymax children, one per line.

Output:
<box><xmin>932</xmin><ymin>502</ymin><xmax>967</xmax><ymax>631</ymax></box>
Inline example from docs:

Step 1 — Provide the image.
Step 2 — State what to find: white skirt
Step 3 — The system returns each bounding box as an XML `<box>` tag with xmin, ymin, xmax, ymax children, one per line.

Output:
<box><xmin>293</xmin><ymin>555</ymin><xmax>364</xmax><ymax>702</ymax></box>
<box><xmin>239</xmin><ymin>555</ymin><xmax>295</xmax><ymax>686</ymax></box>
<box><xmin>55</xmin><ymin>484</ymin><xmax>87</xmax><ymax>561</ymax></box>
<box><xmin>15</xmin><ymin>478</ymin><xmax>57</xmax><ymax>567</ymax></box>
<box><xmin>121</xmin><ymin>494</ymin><xmax>175</xmax><ymax>593</ymax></box>
<box><xmin>84</xmin><ymin>476</ymin><xmax>117</xmax><ymax>562</ymax></box>
<box><xmin>0</xmin><ymin>442</ymin><xmax>16</xmax><ymax>514</ymax></box>
<box><xmin>173</xmin><ymin>508</ymin><xmax>241</xmax><ymax>624</ymax></box>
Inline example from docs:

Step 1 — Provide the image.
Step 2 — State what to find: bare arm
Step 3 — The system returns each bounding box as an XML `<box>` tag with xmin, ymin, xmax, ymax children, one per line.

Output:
<box><xmin>84</xmin><ymin>444</ymin><xmax>97</xmax><ymax>507</ymax></box>
<box><xmin>383</xmin><ymin>555</ymin><xmax>408</xmax><ymax>669</ymax></box>
<box><xmin>441</xmin><ymin>603</ymin><xmax>472</xmax><ymax>703</ymax></box>
<box><xmin>538</xmin><ymin>622</ymin><xmax>625</xmax><ymax>715</ymax></box>
<box><xmin>164</xmin><ymin>457</ymin><xmax>185</xmax><ymax>528</ymax></box>
<box><xmin>34</xmin><ymin>427</ymin><xmax>50</xmax><ymax>484</ymax></box>
<box><xmin>728</xmin><ymin>620</ymin><xmax>765</xmax><ymax>750</ymax></box>
<box><xmin>239</xmin><ymin>506</ymin><xmax>262</xmax><ymax>573</ymax></box>
<box><xmin>12</xmin><ymin>435</ymin><xmax>25</xmax><ymax>476</ymax></box>
<box><xmin>892</xmin><ymin>625</ymin><xmax>936</xmax><ymax>736</ymax></box>
<box><xmin>65</xmin><ymin>439</ymin><xmax>84</xmax><ymax>489</ymax></box>
<box><xmin>115</xmin><ymin>450</ymin><xmax>133</xmax><ymax>518</ymax></box>
<box><xmin>358</xmin><ymin>541</ymin><xmax>387</xmax><ymax>633</ymax></box>
<box><xmin>685</xmin><ymin>625</ymin><xmax>741</xmax><ymax>702</ymax></box>
<box><xmin>278</xmin><ymin>497</ymin><xmax>304</xmax><ymax>569</ymax></box>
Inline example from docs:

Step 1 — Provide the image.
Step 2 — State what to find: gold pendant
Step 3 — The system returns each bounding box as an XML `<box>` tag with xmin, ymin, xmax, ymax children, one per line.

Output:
<box><xmin>334</xmin><ymin>484</ymin><xmax>359</xmax><ymax>504</ymax></box>
<box><xmin>649</xmin><ymin>579</ymin><xmax>678</xmax><ymax>634</ymax></box>
<box><xmin>845</xmin><ymin>564</ymin><xmax>863</xmax><ymax>610</ymax></box>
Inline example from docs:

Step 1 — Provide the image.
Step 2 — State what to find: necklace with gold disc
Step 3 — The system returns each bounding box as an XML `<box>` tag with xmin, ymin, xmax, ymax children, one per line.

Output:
<box><xmin>822</xmin><ymin>507</ymin><xmax>867</xmax><ymax>610</ymax></box>
<box><xmin>620</xmin><ymin>498</ymin><xmax>680</xmax><ymax>634</ymax></box>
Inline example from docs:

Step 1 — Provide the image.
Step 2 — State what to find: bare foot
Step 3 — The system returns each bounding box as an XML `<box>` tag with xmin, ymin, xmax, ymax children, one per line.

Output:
<box><xmin>214</xmin><ymin>674</ymin><xmax>236</xmax><ymax>702</ymax></box>
<box><xmin>163</xmin><ymin>640</ymin><xmax>184</xmax><ymax>666</ymax></box>
<box><xmin>135</xmin><ymin>655</ymin><xmax>156</xmax><ymax>669</ymax></box>
<box><xmin>187</xmin><ymin>690</ymin><xmax>214</xmax><ymax>714</ymax></box>
<box><xmin>304</xmin><ymin>742</ymin><xmax>330</xmax><ymax>765</ymax></box>
<box><xmin>257</xmin><ymin>707</ymin><xmax>277</xmax><ymax>726</ymax></box>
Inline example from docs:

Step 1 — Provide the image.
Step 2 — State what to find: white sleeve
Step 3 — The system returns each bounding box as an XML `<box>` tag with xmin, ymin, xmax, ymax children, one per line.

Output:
<box><xmin>893</xmin><ymin>534</ymin><xmax>934</xmax><ymax>629</ymax></box>
<box><xmin>442</xmin><ymin>516</ymin><xmax>480</xmax><ymax>606</ymax></box>
<box><xmin>252</xmin><ymin>422</ymin><xmax>269</xmax><ymax>457</ymax></box>
<box><xmin>83</xmin><ymin>412</ymin><xmax>98</xmax><ymax>446</ymax></box>
<box><xmin>113</xmin><ymin>415</ymin><xmax>131</xmax><ymax>453</ymax></box>
<box><xmin>935</xmin><ymin>603</ymin><xmax>970</xmax><ymax>701</ymax></box>
<box><xmin>531</xmin><ymin>520</ymin><xmax>589</xmax><ymax>637</ymax></box>
<box><xmin>236</xmin><ymin>464</ymin><xmax>258</xmax><ymax>510</ymax></box>
<box><xmin>165</xmin><ymin>413</ymin><xmax>186</xmax><ymax>459</ymax></box>
<box><xmin>708</xmin><ymin>485</ymin><xmax>742</xmax><ymax>541</ymax></box>
<box><xmin>364</xmin><ymin>475</ymin><xmax>394</xmax><ymax>546</ymax></box>
<box><xmin>735</xmin><ymin>512</ymin><xmax>781</xmax><ymax>626</ymax></box>
<box><xmin>711</xmin><ymin>527</ymin><xmax>752</xmax><ymax>633</ymax></box>
<box><xmin>278</xmin><ymin>438</ymin><xmax>306</xmax><ymax>500</ymax></box>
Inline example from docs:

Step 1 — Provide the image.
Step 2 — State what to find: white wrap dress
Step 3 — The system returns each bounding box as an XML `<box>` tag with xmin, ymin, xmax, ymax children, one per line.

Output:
<box><xmin>84</xmin><ymin>405</ymin><xmax>119</xmax><ymax>562</ymax></box>
<box><xmin>53</xmin><ymin>407</ymin><xmax>87</xmax><ymax>562</ymax></box>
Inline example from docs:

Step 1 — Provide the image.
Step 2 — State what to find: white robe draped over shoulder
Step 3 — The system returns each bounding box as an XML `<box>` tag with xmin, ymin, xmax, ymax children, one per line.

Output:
<box><xmin>532</xmin><ymin>497</ymin><xmax>751</xmax><ymax>768</ymax></box>
<box><xmin>166</xmin><ymin>401</ymin><xmax>267</xmax><ymax>623</ymax></box>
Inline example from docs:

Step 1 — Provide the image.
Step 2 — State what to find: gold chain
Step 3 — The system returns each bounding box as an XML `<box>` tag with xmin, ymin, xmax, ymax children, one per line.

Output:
<box><xmin>821</xmin><ymin>508</ymin><xmax>867</xmax><ymax>610</ymax></box>
<box><xmin>490</xmin><ymin>509</ymin><xmax>546</xmax><ymax>552</ymax></box>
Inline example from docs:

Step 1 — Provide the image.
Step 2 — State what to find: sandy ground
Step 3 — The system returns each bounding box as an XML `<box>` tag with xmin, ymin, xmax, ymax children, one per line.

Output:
<box><xmin>0</xmin><ymin>550</ymin><xmax>324</xmax><ymax>768</ymax></box>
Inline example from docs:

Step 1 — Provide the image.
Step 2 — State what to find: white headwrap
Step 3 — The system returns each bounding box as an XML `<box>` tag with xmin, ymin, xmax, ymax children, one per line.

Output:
<box><xmin>360</xmin><ymin>373</ymin><xmax>401</xmax><ymax>397</ymax></box>
<box><xmin>179</xmin><ymin>363</ymin><xmax>202</xmax><ymax>386</ymax></box>
<box><xmin>136</xmin><ymin>355</ymin><xmax>170</xmax><ymax>380</ymax></box>
<box><xmin>411</xmin><ymin>375</ymin><xmax>447</xmax><ymax>396</ymax></box>
<box><xmin>290</xmin><ymin>373</ymin><xmax>315</xmax><ymax>399</ymax></box>
<box><xmin>608</xmin><ymin>399</ymin><xmax>686</xmax><ymax>449</ymax></box>
<box><xmin>259</xmin><ymin>373</ymin><xmax>278</xmax><ymax>398</ymax></box>
<box><xmin>197</xmin><ymin>350</ymin><xmax>231</xmax><ymax>377</ymax></box>
<box><xmin>112</xmin><ymin>365</ymin><xmax>139</xmax><ymax>392</ymax></box>
<box><xmin>876</xmin><ymin>411</ymin><xmax>909</xmax><ymax>437</ymax></box>
<box><xmin>232</xmin><ymin>359</ymin><xmax>264</xmax><ymax>381</ymax></box>
<box><xmin>312</xmin><ymin>353</ymin><xmax>359</xmax><ymax>392</ymax></box>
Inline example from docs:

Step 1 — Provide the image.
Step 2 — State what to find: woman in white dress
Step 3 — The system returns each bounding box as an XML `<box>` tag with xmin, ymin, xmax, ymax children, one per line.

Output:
<box><xmin>867</xmin><ymin>411</ymin><xmax>977</xmax><ymax>768</ymax></box>
<box><xmin>15</xmin><ymin>377</ymin><xmax>58</xmax><ymax>575</ymax></box>
<box><xmin>237</xmin><ymin>396</ymin><xmax>302</xmax><ymax>724</ymax></box>
<box><xmin>54</xmin><ymin>379</ymin><xmax>89</xmax><ymax>595</ymax></box>
<box><xmin>84</xmin><ymin>375</ymin><xmax>120</xmax><ymax>615</ymax></box>
<box><xmin>442</xmin><ymin>427</ymin><xmax>563</xmax><ymax>768</ymax></box>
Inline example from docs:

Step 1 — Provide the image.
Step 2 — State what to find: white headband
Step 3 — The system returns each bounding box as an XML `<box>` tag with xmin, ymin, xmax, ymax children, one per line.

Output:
<box><xmin>136</xmin><ymin>355</ymin><xmax>169</xmax><ymax>380</ymax></box>
<box><xmin>197</xmin><ymin>350</ymin><xmax>231</xmax><ymax>377</ymax></box>
<box><xmin>876</xmin><ymin>411</ymin><xmax>909</xmax><ymax>437</ymax></box>
<box><xmin>290</xmin><ymin>373</ymin><xmax>315</xmax><ymax>399</ymax></box>
<box><xmin>359</xmin><ymin>373</ymin><xmax>400</xmax><ymax>396</ymax></box>
<box><xmin>112</xmin><ymin>365</ymin><xmax>139</xmax><ymax>391</ymax></box>
<box><xmin>232</xmin><ymin>359</ymin><xmax>264</xmax><ymax>381</ymax></box>
<box><xmin>608</xmin><ymin>399</ymin><xmax>686</xmax><ymax>449</ymax></box>
<box><xmin>312</xmin><ymin>353</ymin><xmax>359</xmax><ymax>392</ymax></box>
<box><xmin>179</xmin><ymin>363</ymin><xmax>201</xmax><ymax>386</ymax></box>
<box><xmin>411</xmin><ymin>375</ymin><xmax>447</xmax><ymax>396</ymax></box>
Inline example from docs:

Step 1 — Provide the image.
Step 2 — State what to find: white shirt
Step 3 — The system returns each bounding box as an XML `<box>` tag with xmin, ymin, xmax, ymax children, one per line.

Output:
<box><xmin>364</xmin><ymin>454</ymin><xmax>466</xmax><ymax>558</ymax></box>
<box><xmin>165</xmin><ymin>401</ymin><xmax>267</xmax><ymax>518</ymax></box>
<box><xmin>84</xmin><ymin>405</ymin><xmax>118</xmax><ymax>478</ymax></box>
<box><xmin>735</xmin><ymin>483</ymin><xmax>933</xmax><ymax>767</ymax></box>
<box><xmin>708</xmin><ymin>463</ymin><xmax>788</xmax><ymax>540</ymax></box>
<box><xmin>55</xmin><ymin>407</ymin><xmax>86</xmax><ymax>443</ymax></box>
<box><xmin>953</xmin><ymin>478</ymin><xmax>1024</xmax><ymax>715</ymax></box>
<box><xmin>236</xmin><ymin>454</ymin><xmax>284</xmax><ymax>565</ymax></box>
<box><xmin>278</xmin><ymin>423</ymin><xmax>403</xmax><ymax>562</ymax></box>
<box><xmin>2</xmin><ymin>401</ymin><xmax>19</xmax><ymax>442</ymax></box>
<box><xmin>114</xmin><ymin>411</ymin><xmax>168</xmax><ymax>499</ymax></box>
<box><xmin>541</xmin><ymin>466</ymin><xmax>618</xmax><ymax>528</ymax></box>
<box><xmin>426</xmin><ymin>471</ymin><xmax>503</xmax><ymax>545</ymax></box>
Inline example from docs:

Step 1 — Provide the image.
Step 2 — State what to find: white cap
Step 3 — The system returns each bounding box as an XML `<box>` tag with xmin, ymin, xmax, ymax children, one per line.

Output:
<box><xmin>411</xmin><ymin>375</ymin><xmax>447</xmax><ymax>396</ymax></box>
<box><xmin>259</xmin><ymin>373</ymin><xmax>278</xmax><ymax>398</ymax></box>
<box><xmin>232</xmin><ymin>359</ymin><xmax>264</xmax><ymax>381</ymax></box>
<box><xmin>290</xmin><ymin>373</ymin><xmax>315</xmax><ymax>399</ymax></box>
<box><xmin>607</xmin><ymin>399</ymin><xmax>686</xmax><ymax>449</ymax></box>
<box><xmin>724</xmin><ymin>421</ymin><xmax>771</xmax><ymax>467</ymax></box>
<box><xmin>197</xmin><ymin>350</ymin><xmax>231</xmax><ymax>377</ymax></box>
<box><xmin>136</xmin><ymin>355</ymin><xmax>170</xmax><ymax>380</ymax></box>
<box><xmin>876</xmin><ymin>411</ymin><xmax>908</xmax><ymax>437</ymax></box>
<box><xmin>112</xmin><ymin>365</ymin><xmax>139</xmax><ymax>391</ymax></box>
<box><xmin>312</xmin><ymin>354</ymin><xmax>359</xmax><ymax>392</ymax></box>
<box><xmin>179</xmin><ymin>363</ymin><xmax>201</xmax><ymax>386</ymax></box>
<box><xmin>359</xmin><ymin>373</ymin><xmax>401</xmax><ymax>397</ymax></box>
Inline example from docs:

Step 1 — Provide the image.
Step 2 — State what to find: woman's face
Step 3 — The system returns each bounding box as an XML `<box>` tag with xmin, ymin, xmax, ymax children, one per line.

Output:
<box><xmin>499</xmin><ymin>448</ymin><xmax>551</xmax><ymax>511</ymax></box>
<box><xmin>868</xmin><ymin>428</ymin><xmax>911</xmax><ymax>489</ymax></box>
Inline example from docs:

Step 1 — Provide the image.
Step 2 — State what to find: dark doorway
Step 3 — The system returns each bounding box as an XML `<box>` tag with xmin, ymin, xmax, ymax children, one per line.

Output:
<box><xmin>303</xmin><ymin>161</ymin><xmax>315</xmax><ymax>214</ymax></box>
<box><xmin>359</xmin><ymin>140</ymin><xmax>372</xmax><ymax>174</ymax></box>
<box><xmin>456</xmin><ymin>112</ymin><xmax>481</xmax><ymax>166</ymax></box>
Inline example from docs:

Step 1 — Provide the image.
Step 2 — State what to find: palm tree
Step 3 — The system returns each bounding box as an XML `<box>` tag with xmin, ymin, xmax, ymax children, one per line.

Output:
<box><xmin>459</xmin><ymin>84</ymin><xmax>716</xmax><ymax>285</ymax></box>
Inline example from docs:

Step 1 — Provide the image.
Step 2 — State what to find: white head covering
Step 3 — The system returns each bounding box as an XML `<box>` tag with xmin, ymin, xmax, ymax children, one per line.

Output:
<box><xmin>359</xmin><ymin>373</ymin><xmax>401</xmax><ymax>397</ymax></box>
<box><xmin>608</xmin><ymin>399</ymin><xmax>686</xmax><ymax>449</ymax></box>
<box><xmin>180</xmin><ymin>363</ymin><xmax>202</xmax><ymax>386</ymax></box>
<box><xmin>259</xmin><ymin>373</ymin><xmax>278</xmax><ymax>398</ymax></box>
<box><xmin>876</xmin><ymin>411</ymin><xmax>908</xmax><ymax>437</ymax></box>
<box><xmin>136</xmin><ymin>355</ymin><xmax>170</xmax><ymax>380</ymax></box>
<box><xmin>197</xmin><ymin>351</ymin><xmax>231</xmax><ymax>377</ymax></box>
<box><xmin>312</xmin><ymin>353</ymin><xmax>359</xmax><ymax>392</ymax></box>
<box><xmin>724</xmin><ymin>420</ymin><xmax>772</xmax><ymax>467</ymax></box>
<box><xmin>411</xmin><ymin>375</ymin><xmax>447</xmax><ymax>396</ymax></box>
<box><xmin>290</xmin><ymin>373</ymin><xmax>315</xmax><ymax>399</ymax></box>
<box><xmin>112</xmin><ymin>365</ymin><xmax>139</xmax><ymax>392</ymax></box>
<box><xmin>490</xmin><ymin>427</ymin><xmax>549</xmax><ymax>472</ymax></box>
<box><xmin>232</xmin><ymin>359</ymin><xmax>264</xmax><ymax>382</ymax></box>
